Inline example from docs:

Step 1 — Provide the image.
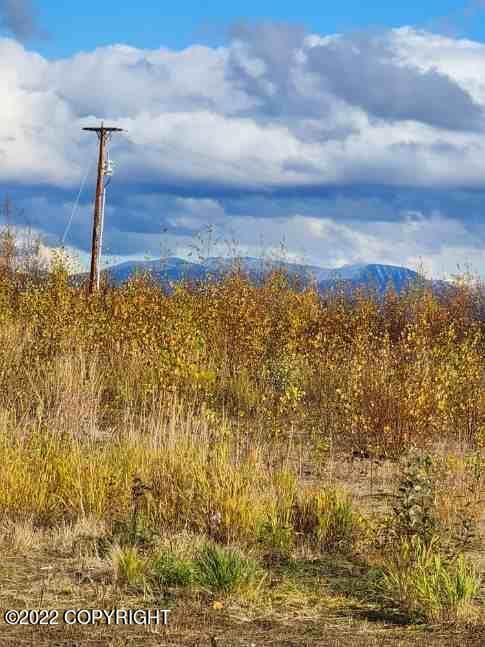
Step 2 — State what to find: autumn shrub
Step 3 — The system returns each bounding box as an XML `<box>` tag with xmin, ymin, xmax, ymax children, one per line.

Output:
<box><xmin>0</xmin><ymin>245</ymin><xmax>483</xmax><ymax>451</ymax></box>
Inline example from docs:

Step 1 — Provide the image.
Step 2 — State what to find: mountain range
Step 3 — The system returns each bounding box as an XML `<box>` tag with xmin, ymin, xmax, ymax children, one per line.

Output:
<box><xmin>96</xmin><ymin>256</ymin><xmax>443</xmax><ymax>295</ymax></box>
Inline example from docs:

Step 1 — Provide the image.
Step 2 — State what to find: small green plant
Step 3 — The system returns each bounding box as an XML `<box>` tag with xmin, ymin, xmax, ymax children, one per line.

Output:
<box><xmin>152</xmin><ymin>550</ymin><xmax>195</xmax><ymax>588</ymax></box>
<box><xmin>194</xmin><ymin>543</ymin><xmax>262</xmax><ymax>594</ymax></box>
<box><xmin>380</xmin><ymin>535</ymin><xmax>480</xmax><ymax>624</ymax></box>
<box><xmin>257</xmin><ymin>517</ymin><xmax>295</xmax><ymax>562</ymax></box>
<box><xmin>110</xmin><ymin>544</ymin><xmax>149</xmax><ymax>589</ymax></box>
<box><xmin>390</xmin><ymin>452</ymin><xmax>438</xmax><ymax>546</ymax></box>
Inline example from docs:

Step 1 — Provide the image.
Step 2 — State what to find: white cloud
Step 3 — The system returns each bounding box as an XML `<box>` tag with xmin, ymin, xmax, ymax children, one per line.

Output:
<box><xmin>392</xmin><ymin>28</ymin><xmax>485</xmax><ymax>104</ymax></box>
<box><xmin>1</xmin><ymin>27</ymin><xmax>485</xmax><ymax>190</ymax></box>
<box><xmin>0</xmin><ymin>25</ymin><xmax>485</xmax><ymax>276</ymax></box>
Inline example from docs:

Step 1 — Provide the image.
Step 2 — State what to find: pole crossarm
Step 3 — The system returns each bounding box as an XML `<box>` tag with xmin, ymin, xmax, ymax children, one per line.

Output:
<box><xmin>82</xmin><ymin>127</ymin><xmax>124</xmax><ymax>131</ymax></box>
<box><xmin>83</xmin><ymin>124</ymin><xmax>125</xmax><ymax>293</ymax></box>
<box><xmin>83</xmin><ymin>127</ymin><xmax>123</xmax><ymax>140</ymax></box>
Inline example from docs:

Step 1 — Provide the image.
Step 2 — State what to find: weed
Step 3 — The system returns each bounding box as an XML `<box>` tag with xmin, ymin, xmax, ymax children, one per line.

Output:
<box><xmin>110</xmin><ymin>544</ymin><xmax>149</xmax><ymax>590</ymax></box>
<box><xmin>151</xmin><ymin>550</ymin><xmax>195</xmax><ymax>588</ymax></box>
<box><xmin>194</xmin><ymin>543</ymin><xmax>263</xmax><ymax>594</ymax></box>
<box><xmin>380</xmin><ymin>535</ymin><xmax>480</xmax><ymax>624</ymax></box>
<box><xmin>292</xmin><ymin>488</ymin><xmax>360</xmax><ymax>554</ymax></box>
<box><xmin>257</xmin><ymin>517</ymin><xmax>295</xmax><ymax>563</ymax></box>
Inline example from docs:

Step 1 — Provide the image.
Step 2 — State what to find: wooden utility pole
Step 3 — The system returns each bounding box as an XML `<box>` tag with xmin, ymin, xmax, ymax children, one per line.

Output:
<box><xmin>83</xmin><ymin>123</ymin><xmax>123</xmax><ymax>293</ymax></box>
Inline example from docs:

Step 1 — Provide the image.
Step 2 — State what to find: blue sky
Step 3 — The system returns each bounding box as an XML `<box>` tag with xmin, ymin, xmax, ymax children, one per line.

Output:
<box><xmin>27</xmin><ymin>1</ymin><xmax>485</xmax><ymax>58</ymax></box>
<box><xmin>1</xmin><ymin>0</ymin><xmax>485</xmax><ymax>278</ymax></box>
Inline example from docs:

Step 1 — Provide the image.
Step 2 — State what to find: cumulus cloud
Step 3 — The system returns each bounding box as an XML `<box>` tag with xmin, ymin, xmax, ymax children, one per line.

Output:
<box><xmin>0</xmin><ymin>23</ymin><xmax>485</xmax><ymax>276</ymax></box>
<box><xmin>227</xmin><ymin>24</ymin><xmax>484</xmax><ymax>132</ymax></box>
<box><xmin>304</xmin><ymin>32</ymin><xmax>484</xmax><ymax>131</ymax></box>
<box><xmin>3</xmin><ymin>26</ymin><xmax>485</xmax><ymax>192</ymax></box>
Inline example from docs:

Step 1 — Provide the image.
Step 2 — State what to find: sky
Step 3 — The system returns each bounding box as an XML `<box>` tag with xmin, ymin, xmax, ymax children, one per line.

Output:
<box><xmin>14</xmin><ymin>0</ymin><xmax>485</xmax><ymax>59</ymax></box>
<box><xmin>1</xmin><ymin>0</ymin><xmax>485</xmax><ymax>278</ymax></box>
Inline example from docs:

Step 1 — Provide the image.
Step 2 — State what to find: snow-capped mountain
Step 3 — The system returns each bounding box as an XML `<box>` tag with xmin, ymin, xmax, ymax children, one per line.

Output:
<box><xmin>94</xmin><ymin>256</ymin><xmax>438</xmax><ymax>295</ymax></box>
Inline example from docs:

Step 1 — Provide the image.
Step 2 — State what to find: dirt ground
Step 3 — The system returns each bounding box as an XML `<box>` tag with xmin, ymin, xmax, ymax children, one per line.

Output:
<box><xmin>1</xmin><ymin>549</ymin><xmax>484</xmax><ymax>647</ymax></box>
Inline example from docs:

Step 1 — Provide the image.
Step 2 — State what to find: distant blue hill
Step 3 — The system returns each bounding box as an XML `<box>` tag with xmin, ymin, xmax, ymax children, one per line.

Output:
<box><xmin>92</xmin><ymin>256</ymin><xmax>445</xmax><ymax>296</ymax></box>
